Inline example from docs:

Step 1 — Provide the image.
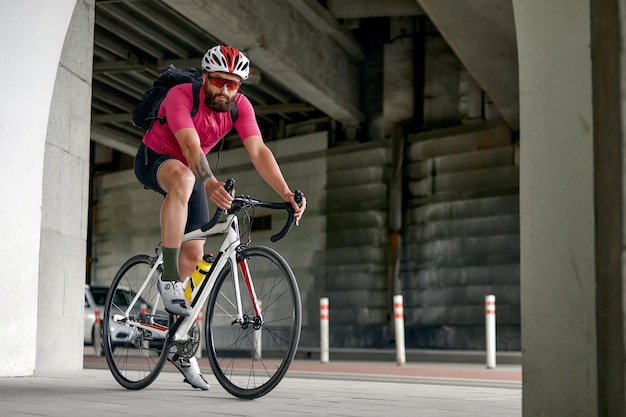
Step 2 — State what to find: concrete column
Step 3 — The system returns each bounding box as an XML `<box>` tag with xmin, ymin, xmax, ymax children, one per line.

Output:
<box><xmin>37</xmin><ymin>0</ymin><xmax>95</xmax><ymax>373</ymax></box>
<box><xmin>0</xmin><ymin>0</ymin><xmax>78</xmax><ymax>376</ymax></box>
<box><xmin>590</xmin><ymin>1</ymin><xmax>626</xmax><ymax>416</ymax></box>
<box><xmin>514</xmin><ymin>1</ymin><xmax>597</xmax><ymax>416</ymax></box>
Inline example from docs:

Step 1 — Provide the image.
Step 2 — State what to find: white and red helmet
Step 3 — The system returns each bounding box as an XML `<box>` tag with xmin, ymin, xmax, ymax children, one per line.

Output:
<box><xmin>201</xmin><ymin>45</ymin><xmax>250</xmax><ymax>80</ymax></box>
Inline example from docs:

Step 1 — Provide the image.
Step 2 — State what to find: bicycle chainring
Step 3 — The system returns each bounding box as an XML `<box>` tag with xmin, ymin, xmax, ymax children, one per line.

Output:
<box><xmin>172</xmin><ymin>320</ymin><xmax>201</xmax><ymax>359</ymax></box>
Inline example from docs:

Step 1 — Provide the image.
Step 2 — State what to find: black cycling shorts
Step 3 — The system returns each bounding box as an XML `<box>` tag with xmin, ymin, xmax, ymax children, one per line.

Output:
<box><xmin>134</xmin><ymin>143</ymin><xmax>209</xmax><ymax>235</ymax></box>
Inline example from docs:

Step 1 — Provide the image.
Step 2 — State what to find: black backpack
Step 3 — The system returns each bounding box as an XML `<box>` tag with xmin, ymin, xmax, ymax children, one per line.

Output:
<box><xmin>132</xmin><ymin>64</ymin><xmax>238</xmax><ymax>131</ymax></box>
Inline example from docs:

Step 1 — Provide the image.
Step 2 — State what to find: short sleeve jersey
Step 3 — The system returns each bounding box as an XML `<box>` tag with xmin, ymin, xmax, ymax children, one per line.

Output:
<box><xmin>142</xmin><ymin>83</ymin><xmax>261</xmax><ymax>163</ymax></box>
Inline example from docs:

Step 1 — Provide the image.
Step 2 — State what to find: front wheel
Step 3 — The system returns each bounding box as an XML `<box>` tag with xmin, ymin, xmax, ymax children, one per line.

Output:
<box><xmin>103</xmin><ymin>254</ymin><xmax>172</xmax><ymax>390</ymax></box>
<box><xmin>206</xmin><ymin>246</ymin><xmax>302</xmax><ymax>399</ymax></box>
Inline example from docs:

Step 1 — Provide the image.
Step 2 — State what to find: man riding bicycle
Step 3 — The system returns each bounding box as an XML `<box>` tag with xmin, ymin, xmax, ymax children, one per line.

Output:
<box><xmin>133</xmin><ymin>45</ymin><xmax>306</xmax><ymax>390</ymax></box>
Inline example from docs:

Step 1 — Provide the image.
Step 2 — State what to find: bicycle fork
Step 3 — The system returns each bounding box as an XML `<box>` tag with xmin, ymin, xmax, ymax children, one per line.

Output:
<box><xmin>233</xmin><ymin>254</ymin><xmax>264</xmax><ymax>330</ymax></box>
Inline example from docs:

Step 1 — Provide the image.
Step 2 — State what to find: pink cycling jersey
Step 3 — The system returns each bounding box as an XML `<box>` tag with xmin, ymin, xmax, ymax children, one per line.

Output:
<box><xmin>142</xmin><ymin>83</ymin><xmax>261</xmax><ymax>163</ymax></box>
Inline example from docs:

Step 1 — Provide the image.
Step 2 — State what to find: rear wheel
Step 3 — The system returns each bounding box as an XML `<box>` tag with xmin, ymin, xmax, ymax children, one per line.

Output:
<box><xmin>206</xmin><ymin>246</ymin><xmax>302</xmax><ymax>398</ymax></box>
<box><xmin>103</xmin><ymin>254</ymin><xmax>172</xmax><ymax>390</ymax></box>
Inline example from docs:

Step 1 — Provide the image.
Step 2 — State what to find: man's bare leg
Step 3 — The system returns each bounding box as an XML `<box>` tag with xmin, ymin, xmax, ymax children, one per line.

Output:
<box><xmin>155</xmin><ymin>160</ymin><xmax>196</xmax><ymax>316</ymax></box>
<box><xmin>158</xmin><ymin>160</ymin><xmax>195</xmax><ymax>281</ymax></box>
<box><xmin>180</xmin><ymin>239</ymin><xmax>204</xmax><ymax>281</ymax></box>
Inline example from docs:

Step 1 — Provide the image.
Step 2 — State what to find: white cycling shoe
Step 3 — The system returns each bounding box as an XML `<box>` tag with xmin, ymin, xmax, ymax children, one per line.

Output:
<box><xmin>157</xmin><ymin>280</ymin><xmax>191</xmax><ymax>317</ymax></box>
<box><xmin>168</xmin><ymin>352</ymin><xmax>210</xmax><ymax>390</ymax></box>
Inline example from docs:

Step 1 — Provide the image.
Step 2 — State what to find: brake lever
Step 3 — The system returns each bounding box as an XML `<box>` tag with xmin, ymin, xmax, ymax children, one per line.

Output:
<box><xmin>222</xmin><ymin>178</ymin><xmax>236</xmax><ymax>215</ymax></box>
<box><xmin>224</xmin><ymin>178</ymin><xmax>235</xmax><ymax>196</ymax></box>
<box><xmin>293</xmin><ymin>189</ymin><xmax>304</xmax><ymax>226</ymax></box>
<box><xmin>294</xmin><ymin>190</ymin><xmax>304</xmax><ymax>207</ymax></box>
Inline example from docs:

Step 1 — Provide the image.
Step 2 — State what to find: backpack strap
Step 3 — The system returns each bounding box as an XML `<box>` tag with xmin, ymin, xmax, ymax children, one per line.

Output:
<box><xmin>229</xmin><ymin>100</ymin><xmax>239</xmax><ymax>123</ymax></box>
<box><xmin>190</xmin><ymin>78</ymin><xmax>202</xmax><ymax>118</ymax></box>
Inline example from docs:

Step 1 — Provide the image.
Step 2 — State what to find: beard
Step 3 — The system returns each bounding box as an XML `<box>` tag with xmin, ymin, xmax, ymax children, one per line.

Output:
<box><xmin>204</xmin><ymin>88</ymin><xmax>235</xmax><ymax>113</ymax></box>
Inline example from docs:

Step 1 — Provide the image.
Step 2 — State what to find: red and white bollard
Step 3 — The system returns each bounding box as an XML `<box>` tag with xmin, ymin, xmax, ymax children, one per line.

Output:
<box><xmin>93</xmin><ymin>309</ymin><xmax>102</xmax><ymax>356</ymax></box>
<box><xmin>393</xmin><ymin>295</ymin><xmax>406</xmax><ymax>366</ymax></box>
<box><xmin>320</xmin><ymin>298</ymin><xmax>329</xmax><ymax>363</ymax></box>
<box><xmin>485</xmin><ymin>295</ymin><xmax>496</xmax><ymax>369</ymax></box>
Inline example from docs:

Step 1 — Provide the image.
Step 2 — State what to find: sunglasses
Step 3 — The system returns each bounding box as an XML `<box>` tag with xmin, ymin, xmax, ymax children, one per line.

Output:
<box><xmin>207</xmin><ymin>76</ymin><xmax>241</xmax><ymax>90</ymax></box>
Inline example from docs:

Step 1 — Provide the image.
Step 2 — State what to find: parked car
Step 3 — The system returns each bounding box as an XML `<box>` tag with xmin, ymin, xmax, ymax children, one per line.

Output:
<box><xmin>84</xmin><ymin>284</ymin><xmax>166</xmax><ymax>349</ymax></box>
<box><xmin>84</xmin><ymin>284</ymin><xmax>107</xmax><ymax>345</ymax></box>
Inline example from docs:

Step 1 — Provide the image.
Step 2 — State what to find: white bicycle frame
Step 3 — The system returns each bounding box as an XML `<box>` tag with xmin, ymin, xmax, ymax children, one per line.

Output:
<box><xmin>117</xmin><ymin>212</ymin><xmax>261</xmax><ymax>343</ymax></box>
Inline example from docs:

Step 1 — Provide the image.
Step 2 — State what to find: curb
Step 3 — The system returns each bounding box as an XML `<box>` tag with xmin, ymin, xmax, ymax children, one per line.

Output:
<box><xmin>295</xmin><ymin>347</ymin><xmax>522</xmax><ymax>365</ymax></box>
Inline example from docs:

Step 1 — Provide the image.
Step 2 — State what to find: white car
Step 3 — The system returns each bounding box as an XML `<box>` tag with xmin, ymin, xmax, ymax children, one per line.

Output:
<box><xmin>84</xmin><ymin>284</ymin><xmax>166</xmax><ymax>349</ymax></box>
<box><xmin>84</xmin><ymin>284</ymin><xmax>107</xmax><ymax>345</ymax></box>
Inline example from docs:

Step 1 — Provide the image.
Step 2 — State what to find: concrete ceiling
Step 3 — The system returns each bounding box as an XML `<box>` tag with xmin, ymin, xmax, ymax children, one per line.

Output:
<box><xmin>417</xmin><ymin>0</ymin><xmax>519</xmax><ymax>130</ymax></box>
<box><xmin>90</xmin><ymin>0</ymin><xmax>519</xmax><ymax>158</ymax></box>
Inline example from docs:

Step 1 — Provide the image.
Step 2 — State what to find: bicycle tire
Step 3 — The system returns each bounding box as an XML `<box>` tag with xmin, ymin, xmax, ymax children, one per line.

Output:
<box><xmin>103</xmin><ymin>254</ymin><xmax>172</xmax><ymax>390</ymax></box>
<box><xmin>205</xmin><ymin>245</ymin><xmax>302</xmax><ymax>399</ymax></box>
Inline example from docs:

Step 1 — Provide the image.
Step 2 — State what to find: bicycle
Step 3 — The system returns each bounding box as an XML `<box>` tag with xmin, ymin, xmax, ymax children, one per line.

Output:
<box><xmin>102</xmin><ymin>178</ymin><xmax>303</xmax><ymax>399</ymax></box>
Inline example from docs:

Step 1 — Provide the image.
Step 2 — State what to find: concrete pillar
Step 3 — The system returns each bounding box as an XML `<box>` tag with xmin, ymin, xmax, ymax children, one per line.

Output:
<box><xmin>0</xmin><ymin>0</ymin><xmax>93</xmax><ymax>376</ymax></box>
<box><xmin>514</xmin><ymin>1</ymin><xmax>597</xmax><ymax>416</ymax></box>
<box><xmin>0</xmin><ymin>0</ymin><xmax>78</xmax><ymax>376</ymax></box>
<box><xmin>590</xmin><ymin>1</ymin><xmax>626</xmax><ymax>416</ymax></box>
<box><xmin>37</xmin><ymin>0</ymin><xmax>94</xmax><ymax>373</ymax></box>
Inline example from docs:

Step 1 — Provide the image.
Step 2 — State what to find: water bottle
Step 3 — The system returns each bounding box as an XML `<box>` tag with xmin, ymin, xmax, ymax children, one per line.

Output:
<box><xmin>184</xmin><ymin>253</ymin><xmax>214</xmax><ymax>301</ymax></box>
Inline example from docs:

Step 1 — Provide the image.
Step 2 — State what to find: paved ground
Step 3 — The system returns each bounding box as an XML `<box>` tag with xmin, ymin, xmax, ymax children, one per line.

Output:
<box><xmin>0</xmin><ymin>351</ymin><xmax>521</xmax><ymax>417</ymax></box>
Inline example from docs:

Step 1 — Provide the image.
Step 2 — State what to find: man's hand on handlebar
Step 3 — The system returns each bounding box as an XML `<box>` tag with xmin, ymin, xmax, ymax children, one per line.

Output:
<box><xmin>206</xmin><ymin>178</ymin><xmax>234</xmax><ymax>211</ymax></box>
<box><xmin>283</xmin><ymin>190</ymin><xmax>306</xmax><ymax>226</ymax></box>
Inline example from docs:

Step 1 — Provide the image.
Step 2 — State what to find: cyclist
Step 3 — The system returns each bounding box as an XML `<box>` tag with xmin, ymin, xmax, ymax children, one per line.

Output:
<box><xmin>133</xmin><ymin>44</ymin><xmax>306</xmax><ymax>390</ymax></box>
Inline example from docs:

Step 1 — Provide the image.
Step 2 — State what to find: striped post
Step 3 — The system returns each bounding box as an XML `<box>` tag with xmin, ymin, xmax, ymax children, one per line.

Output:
<box><xmin>393</xmin><ymin>295</ymin><xmax>406</xmax><ymax>366</ymax></box>
<box><xmin>485</xmin><ymin>295</ymin><xmax>496</xmax><ymax>369</ymax></box>
<box><xmin>93</xmin><ymin>309</ymin><xmax>102</xmax><ymax>356</ymax></box>
<box><xmin>320</xmin><ymin>298</ymin><xmax>329</xmax><ymax>363</ymax></box>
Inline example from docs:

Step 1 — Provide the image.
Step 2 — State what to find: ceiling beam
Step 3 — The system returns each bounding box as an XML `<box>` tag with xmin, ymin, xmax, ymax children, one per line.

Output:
<box><xmin>287</xmin><ymin>0</ymin><xmax>364</xmax><ymax>60</ymax></box>
<box><xmin>91</xmin><ymin>125</ymin><xmax>140</xmax><ymax>156</ymax></box>
<box><xmin>328</xmin><ymin>0</ymin><xmax>424</xmax><ymax>19</ymax></box>
<box><xmin>95</xmin><ymin>10</ymin><xmax>165</xmax><ymax>59</ymax></box>
<box><xmin>97</xmin><ymin>3</ymin><xmax>191</xmax><ymax>57</ymax></box>
<box><xmin>124</xmin><ymin>1</ymin><xmax>209</xmax><ymax>53</ymax></box>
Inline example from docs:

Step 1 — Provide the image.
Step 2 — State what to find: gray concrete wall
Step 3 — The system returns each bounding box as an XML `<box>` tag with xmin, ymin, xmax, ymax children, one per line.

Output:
<box><xmin>514</xmin><ymin>1</ymin><xmax>598</xmax><ymax>416</ymax></box>
<box><xmin>295</xmin><ymin>122</ymin><xmax>521</xmax><ymax>351</ymax></box>
<box><xmin>314</xmin><ymin>141</ymin><xmax>391</xmax><ymax>347</ymax></box>
<box><xmin>403</xmin><ymin>122</ymin><xmax>519</xmax><ymax>349</ymax></box>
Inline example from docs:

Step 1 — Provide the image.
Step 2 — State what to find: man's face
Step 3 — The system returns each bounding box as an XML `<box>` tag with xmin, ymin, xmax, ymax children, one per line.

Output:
<box><xmin>202</xmin><ymin>72</ymin><xmax>241</xmax><ymax>112</ymax></box>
